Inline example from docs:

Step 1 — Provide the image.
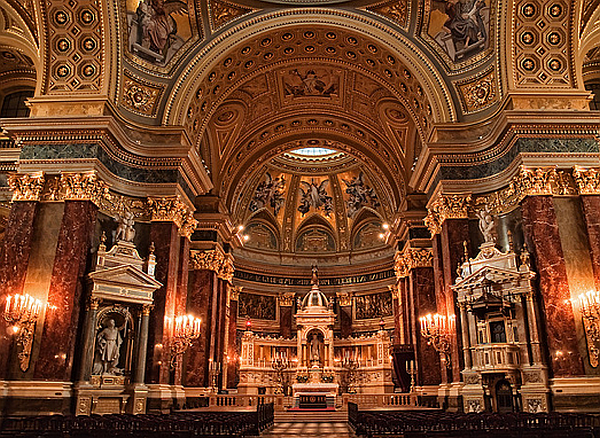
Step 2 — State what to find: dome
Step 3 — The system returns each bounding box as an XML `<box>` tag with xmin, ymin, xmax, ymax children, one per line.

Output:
<box><xmin>302</xmin><ymin>284</ymin><xmax>329</xmax><ymax>309</ymax></box>
<box><xmin>301</xmin><ymin>267</ymin><xmax>329</xmax><ymax>309</ymax></box>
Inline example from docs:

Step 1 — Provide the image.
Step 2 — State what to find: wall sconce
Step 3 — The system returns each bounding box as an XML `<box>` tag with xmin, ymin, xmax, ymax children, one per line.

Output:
<box><xmin>3</xmin><ymin>293</ymin><xmax>43</xmax><ymax>372</ymax></box>
<box><xmin>419</xmin><ymin>313</ymin><xmax>455</xmax><ymax>369</ymax></box>
<box><xmin>170</xmin><ymin>314</ymin><xmax>201</xmax><ymax>370</ymax></box>
<box><xmin>576</xmin><ymin>291</ymin><xmax>600</xmax><ymax>367</ymax></box>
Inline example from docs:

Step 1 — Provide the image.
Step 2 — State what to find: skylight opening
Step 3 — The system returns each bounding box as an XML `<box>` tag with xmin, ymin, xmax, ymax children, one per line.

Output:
<box><xmin>290</xmin><ymin>147</ymin><xmax>338</xmax><ymax>157</ymax></box>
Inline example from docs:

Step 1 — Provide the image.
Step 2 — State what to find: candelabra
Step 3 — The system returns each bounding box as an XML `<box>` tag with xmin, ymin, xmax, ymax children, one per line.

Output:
<box><xmin>407</xmin><ymin>360</ymin><xmax>416</xmax><ymax>392</ymax></box>
<box><xmin>419</xmin><ymin>313</ymin><xmax>455</xmax><ymax>369</ymax></box>
<box><xmin>170</xmin><ymin>314</ymin><xmax>202</xmax><ymax>370</ymax></box>
<box><xmin>577</xmin><ymin>291</ymin><xmax>600</xmax><ymax>367</ymax></box>
<box><xmin>271</xmin><ymin>352</ymin><xmax>289</xmax><ymax>395</ymax></box>
<box><xmin>3</xmin><ymin>293</ymin><xmax>43</xmax><ymax>372</ymax></box>
<box><xmin>340</xmin><ymin>357</ymin><xmax>360</xmax><ymax>394</ymax></box>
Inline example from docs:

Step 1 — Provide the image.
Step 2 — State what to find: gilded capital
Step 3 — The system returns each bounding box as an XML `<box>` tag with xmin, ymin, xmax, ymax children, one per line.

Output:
<box><xmin>573</xmin><ymin>166</ymin><xmax>600</xmax><ymax>195</ymax></box>
<box><xmin>148</xmin><ymin>196</ymin><xmax>198</xmax><ymax>238</ymax></box>
<box><xmin>424</xmin><ymin>194</ymin><xmax>471</xmax><ymax>235</ymax></box>
<box><xmin>394</xmin><ymin>248</ymin><xmax>433</xmax><ymax>279</ymax></box>
<box><xmin>142</xmin><ymin>304</ymin><xmax>153</xmax><ymax>316</ymax></box>
<box><xmin>189</xmin><ymin>248</ymin><xmax>234</xmax><ymax>282</ymax></box>
<box><xmin>336</xmin><ymin>291</ymin><xmax>352</xmax><ymax>307</ymax></box>
<box><xmin>279</xmin><ymin>292</ymin><xmax>295</xmax><ymax>307</ymax></box>
<box><xmin>9</xmin><ymin>172</ymin><xmax>45</xmax><ymax>202</ymax></box>
<box><xmin>61</xmin><ymin>171</ymin><xmax>110</xmax><ymax>205</ymax></box>
<box><xmin>229</xmin><ymin>285</ymin><xmax>242</xmax><ymax>301</ymax></box>
<box><xmin>510</xmin><ymin>166</ymin><xmax>556</xmax><ymax>196</ymax></box>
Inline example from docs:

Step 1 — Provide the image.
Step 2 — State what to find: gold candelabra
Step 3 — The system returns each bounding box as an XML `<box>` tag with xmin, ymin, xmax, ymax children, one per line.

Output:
<box><xmin>170</xmin><ymin>314</ymin><xmax>201</xmax><ymax>370</ymax></box>
<box><xmin>577</xmin><ymin>291</ymin><xmax>600</xmax><ymax>367</ymax></box>
<box><xmin>3</xmin><ymin>293</ymin><xmax>44</xmax><ymax>372</ymax></box>
<box><xmin>271</xmin><ymin>352</ymin><xmax>289</xmax><ymax>395</ymax></box>
<box><xmin>419</xmin><ymin>313</ymin><xmax>455</xmax><ymax>369</ymax></box>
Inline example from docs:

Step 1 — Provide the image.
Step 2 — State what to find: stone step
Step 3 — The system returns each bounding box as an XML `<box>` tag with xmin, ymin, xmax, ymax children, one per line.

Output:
<box><xmin>262</xmin><ymin>421</ymin><xmax>356</xmax><ymax>437</ymax></box>
<box><xmin>274</xmin><ymin>410</ymin><xmax>348</xmax><ymax>423</ymax></box>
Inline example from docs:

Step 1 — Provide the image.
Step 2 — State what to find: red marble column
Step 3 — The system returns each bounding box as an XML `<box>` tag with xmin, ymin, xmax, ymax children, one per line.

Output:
<box><xmin>146</xmin><ymin>222</ymin><xmax>181</xmax><ymax>384</ymax></box>
<box><xmin>34</xmin><ymin>201</ymin><xmax>97</xmax><ymax>380</ymax></box>
<box><xmin>0</xmin><ymin>201</ymin><xmax>38</xmax><ymax>379</ymax></box>
<box><xmin>409</xmin><ymin>267</ymin><xmax>441</xmax><ymax>385</ymax></box>
<box><xmin>522</xmin><ymin>196</ymin><xmax>584</xmax><ymax>376</ymax></box>
<box><xmin>580</xmin><ymin>196</ymin><xmax>600</xmax><ymax>290</ymax></box>
<box><xmin>394</xmin><ymin>277</ymin><xmax>408</xmax><ymax>345</ymax></box>
<box><xmin>216</xmin><ymin>279</ymin><xmax>228</xmax><ymax>388</ymax></box>
<box><xmin>176</xmin><ymin>237</ymin><xmax>190</xmax><ymax>316</ymax></box>
<box><xmin>185</xmin><ymin>269</ymin><xmax>216</xmax><ymax>386</ymax></box>
<box><xmin>440</xmin><ymin>219</ymin><xmax>470</xmax><ymax>381</ymax></box>
<box><xmin>280</xmin><ymin>305</ymin><xmax>293</xmax><ymax>339</ymax></box>
<box><xmin>227</xmin><ymin>296</ymin><xmax>238</xmax><ymax>389</ymax></box>
<box><xmin>339</xmin><ymin>305</ymin><xmax>352</xmax><ymax>338</ymax></box>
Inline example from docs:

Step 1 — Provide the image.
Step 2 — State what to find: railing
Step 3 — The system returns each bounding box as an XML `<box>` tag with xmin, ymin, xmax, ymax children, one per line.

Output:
<box><xmin>347</xmin><ymin>393</ymin><xmax>419</xmax><ymax>409</ymax></box>
<box><xmin>181</xmin><ymin>393</ymin><xmax>276</xmax><ymax>410</ymax></box>
<box><xmin>473</xmin><ymin>343</ymin><xmax>520</xmax><ymax>371</ymax></box>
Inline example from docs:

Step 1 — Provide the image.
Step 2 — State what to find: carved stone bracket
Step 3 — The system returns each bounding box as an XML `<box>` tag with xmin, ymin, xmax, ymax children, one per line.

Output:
<box><xmin>148</xmin><ymin>196</ymin><xmax>198</xmax><ymax>238</ymax></box>
<box><xmin>424</xmin><ymin>194</ymin><xmax>471</xmax><ymax>235</ymax></box>
<box><xmin>189</xmin><ymin>248</ymin><xmax>234</xmax><ymax>282</ymax></box>
<box><xmin>8</xmin><ymin>171</ymin><xmax>46</xmax><ymax>202</ymax></box>
<box><xmin>394</xmin><ymin>247</ymin><xmax>434</xmax><ymax>279</ymax></box>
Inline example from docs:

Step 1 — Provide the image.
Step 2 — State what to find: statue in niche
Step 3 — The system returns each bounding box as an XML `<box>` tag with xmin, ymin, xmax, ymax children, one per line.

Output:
<box><xmin>298</xmin><ymin>179</ymin><xmax>333</xmax><ymax>217</ymax></box>
<box><xmin>115</xmin><ymin>211</ymin><xmax>136</xmax><ymax>242</ymax></box>
<box><xmin>93</xmin><ymin>318</ymin><xmax>126</xmax><ymax>375</ymax></box>
<box><xmin>475</xmin><ymin>204</ymin><xmax>495</xmax><ymax>243</ymax></box>
<box><xmin>310</xmin><ymin>332</ymin><xmax>321</xmax><ymax>364</ymax></box>
<box><xmin>343</xmin><ymin>172</ymin><xmax>380</xmax><ymax>218</ymax></box>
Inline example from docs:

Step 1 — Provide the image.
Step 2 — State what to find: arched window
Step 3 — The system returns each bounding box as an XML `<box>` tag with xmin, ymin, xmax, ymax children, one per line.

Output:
<box><xmin>0</xmin><ymin>90</ymin><xmax>33</xmax><ymax>118</ymax></box>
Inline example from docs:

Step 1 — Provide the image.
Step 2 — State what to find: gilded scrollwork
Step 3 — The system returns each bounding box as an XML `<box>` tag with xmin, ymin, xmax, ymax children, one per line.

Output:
<box><xmin>189</xmin><ymin>248</ymin><xmax>234</xmax><ymax>282</ymax></box>
<box><xmin>336</xmin><ymin>291</ymin><xmax>352</xmax><ymax>307</ymax></box>
<box><xmin>61</xmin><ymin>171</ymin><xmax>110</xmax><ymax>205</ymax></box>
<box><xmin>8</xmin><ymin>172</ymin><xmax>46</xmax><ymax>202</ymax></box>
<box><xmin>573</xmin><ymin>166</ymin><xmax>600</xmax><ymax>195</ymax></box>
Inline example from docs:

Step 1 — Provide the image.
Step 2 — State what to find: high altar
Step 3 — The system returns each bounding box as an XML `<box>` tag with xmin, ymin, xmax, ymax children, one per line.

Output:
<box><xmin>238</xmin><ymin>268</ymin><xmax>394</xmax><ymax>407</ymax></box>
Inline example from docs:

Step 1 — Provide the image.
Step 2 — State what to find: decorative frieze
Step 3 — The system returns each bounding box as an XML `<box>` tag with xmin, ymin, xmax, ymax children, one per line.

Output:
<box><xmin>394</xmin><ymin>248</ymin><xmax>433</xmax><ymax>279</ymax></box>
<box><xmin>147</xmin><ymin>197</ymin><xmax>198</xmax><ymax>238</ymax></box>
<box><xmin>189</xmin><ymin>248</ymin><xmax>234</xmax><ymax>282</ymax></box>
<box><xmin>8</xmin><ymin>172</ymin><xmax>46</xmax><ymax>202</ymax></box>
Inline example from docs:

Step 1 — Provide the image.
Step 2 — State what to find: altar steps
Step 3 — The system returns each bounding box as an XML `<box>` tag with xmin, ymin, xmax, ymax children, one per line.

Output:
<box><xmin>262</xmin><ymin>420</ymin><xmax>356</xmax><ymax>437</ymax></box>
<box><xmin>274</xmin><ymin>410</ymin><xmax>348</xmax><ymax>423</ymax></box>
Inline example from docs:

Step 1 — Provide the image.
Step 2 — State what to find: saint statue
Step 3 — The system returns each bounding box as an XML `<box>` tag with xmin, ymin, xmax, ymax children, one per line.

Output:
<box><xmin>476</xmin><ymin>204</ymin><xmax>495</xmax><ymax>243</ymax></box>
<box><xmin>93</xmin><ymin>318</ymin><xmax>126</xmax><ymax>375</ymax></box>
<box><xmin>115</xmin><ymin>211</ymin><xmax>136</xmax><ymax>242</ymax></box>
<box><xmin>310</xmin><ymin>332</ymin><xmax>321</xmax><ymax>363</ymax></box>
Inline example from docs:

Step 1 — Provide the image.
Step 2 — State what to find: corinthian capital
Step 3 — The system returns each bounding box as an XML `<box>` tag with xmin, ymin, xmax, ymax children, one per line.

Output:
<box><xmin>148</xmin><ymin>196</ymin><xmax>198</xmax><ymax>238</ymax></box>
<box><xmin>189</xmin><ymin>248</ymin><xmax>234</xmax><ymax>282</ymax></box>
<box><xmin>424</xmin><ymin>194</ymin><xmax>471</xmax><ymax>235</ymax></box>
<box><xmin>394</xmin><ymin>247</ymin><xmax>433</xmax><ymax>279</ymax></box>
<box><xmin>8</xmin><ymin>172</ymin><xmax>45</xmax><ymax>202</ymax></box>
<box><xmin>61</xmin><ymin>171</ymin><xmax>110</xmax><ymax>205</ymax></box>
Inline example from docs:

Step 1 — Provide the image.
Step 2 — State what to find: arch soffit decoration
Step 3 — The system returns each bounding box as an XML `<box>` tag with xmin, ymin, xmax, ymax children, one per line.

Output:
<box><xmin>225</xmin><ymin>131</ymin><xmax>403</xmax><ymax>222</ymax></box>
<box><xmin>578</xmin><ymin>1</ymin><xmax>600</xmax><ymax>86</ymax></box>
<box><xmin>164</xmin><ymin>10</ymin><xmax>456</xmax><ymax>136</ymax></box>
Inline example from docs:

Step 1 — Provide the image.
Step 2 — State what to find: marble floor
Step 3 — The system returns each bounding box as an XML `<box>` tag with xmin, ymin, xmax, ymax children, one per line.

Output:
<box><xmin>262</xmin><ymin>422</ymin><xmax>356</xmax><ymax>437</ymax></box>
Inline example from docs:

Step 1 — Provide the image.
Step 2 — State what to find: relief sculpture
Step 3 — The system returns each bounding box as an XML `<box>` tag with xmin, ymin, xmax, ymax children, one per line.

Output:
<box><xmin>283</xmin><ymin>68</ymin><xmax>339</xmax><ymax>97</ymax></box>
<box><xmin>355</xmin><ymin>291</ymin><xmax>393</xmax><ymax>320</ymax></box>
<box><xmin>239</xmin><ymin>292</ymin><xmax>276</xmax><ymax>320</ymax></box>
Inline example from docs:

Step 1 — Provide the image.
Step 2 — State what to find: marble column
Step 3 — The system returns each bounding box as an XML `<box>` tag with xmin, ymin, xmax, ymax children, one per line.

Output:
<box><xmin>134</xmin><ymin>305</ymin><xmax>152</xmax><ymax>384</ymax></box>
<box><xmin>580</xmin><ymin>196</ymin><xmax>600</xmax><ymax>290</ymax></box>
<box><xmin>34</xmin><ymin>201</ymin><xmax>98</xmax><ymax>380</ymax></box>
<box><xmin>521</xmin><ymin>196</ymin><xmax>584</xmax><ymax>376</ymax></box>
<box><xmin>77</xmin><ymin>297</ymin><xmax>101</xmax><ymax>382</ymax></box>
<box><xmin>280</xmin><ymin>305</ymin><xmax>293</xmax><ymax>339</ymax></box>
<box><xmin>440</xmin><ymin>219</ymin><xmax>470</xmax><ymax>382</ymax></box>
<box><xmin>185</xmin><ymin>269</ymin><xmax>216</xmax><ymax>386</ymax></box>
<box><xmin>146</xmin><ymin>222</ymin><xmax>181</xmax><ymax>384</ymax></box>
<box><xmin>0</xmin><ymin>201</ymin><xmax>38</xmax><ymax>379</ymax></box>
<box><xmin>393</xmin><ymin>278</ymin><xmax>408</xmax><ymax>345</ymax></box>
<box><xmin>409</xmin><ymin>267</ymin><xmax>441</xmax><ymax>385</ymax></box>
<box><xmin>227</xmin><ymin>291</ymin><xmax>239</xmax><ymax>389</ymax></box>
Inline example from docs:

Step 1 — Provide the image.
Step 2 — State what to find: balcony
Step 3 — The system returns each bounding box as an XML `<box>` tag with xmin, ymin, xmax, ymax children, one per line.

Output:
<box><xmin>472</xmin><ymin>343</ymin><xmax>520</xmax><ymax>372</ymax></box>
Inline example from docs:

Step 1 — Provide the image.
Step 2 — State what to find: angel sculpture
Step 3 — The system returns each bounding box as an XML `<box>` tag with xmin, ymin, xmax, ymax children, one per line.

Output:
<box><xmin>115</xmin><ymin>211</ymin><xmax>136</xmax><ymax>242</ymax></box>
<box><xmin>298</xmin><ymin>179</ymin><xmax>333</xmax><ymax>217</ymax></box>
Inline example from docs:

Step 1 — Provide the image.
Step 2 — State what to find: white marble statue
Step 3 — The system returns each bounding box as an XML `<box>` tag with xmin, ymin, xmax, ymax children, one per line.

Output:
<box><xmin>476</xmin><ymin>204</ymin><xmax>495</xmax><ymax>243</ymax></box>
<box><xmin>310</xmin><ymin>333</ymin><xmax>321</xmax><ymax>363</ymax></box>
<box><xmin>94</xmin><ymin>318</ymin><xmax>125</xmax><ymax>375</ymax></box>
<box><xmin>115</xmin><ymin>211</ymin><xmax>136</xmax><ymax>242</ymax></box>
